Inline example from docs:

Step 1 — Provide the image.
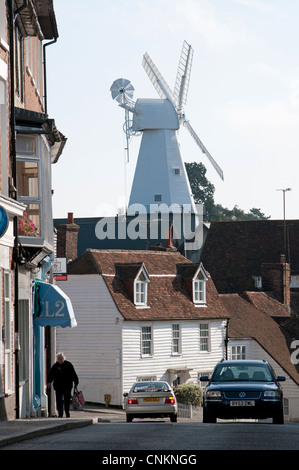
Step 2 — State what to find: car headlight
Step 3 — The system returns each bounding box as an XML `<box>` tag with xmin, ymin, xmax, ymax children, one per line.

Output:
<box><xmin>206</xmin><ymin>390</ymin><xmax>222</xmax><ymax>398</ymax></box>
<box><xmin>264</xmin><ymin>391</ymin><xmax>280</xmax><ymax>398</ymax></box>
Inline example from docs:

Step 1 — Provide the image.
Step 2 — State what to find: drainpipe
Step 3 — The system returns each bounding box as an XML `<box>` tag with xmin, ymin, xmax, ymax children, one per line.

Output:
<box><xmin>224</xmin><ymin>319</ymin><xmax>230</xmax><ymax>360</ymax></box>
<box><xmin>43</xmin><ymin>37</ymin><xmax>57</xmax><ymax>115</ymax></box>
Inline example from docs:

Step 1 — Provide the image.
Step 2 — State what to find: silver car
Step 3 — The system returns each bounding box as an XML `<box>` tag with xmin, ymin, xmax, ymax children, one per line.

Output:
<box><xmin>123</xmin><ymin>381</ymin><xmax>178</xmax><ymax>422</ymax></box>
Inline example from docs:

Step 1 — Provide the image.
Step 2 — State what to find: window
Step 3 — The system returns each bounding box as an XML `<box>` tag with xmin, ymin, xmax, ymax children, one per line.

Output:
<box><xmin>25</xmin><ymin>36</ymin><xmax>43</xmax><ymax>103</ymax></box>
<box><xmin>174</xmin><ymin>168</ymin><xmax>180</xmax><ymax>175</ymax></box>
<box><xmin>154</xmin><ymin>194</ymin><xmax>162</xmax><ymax>202</ymax></box>
<box><xmin>193</xmin><ymin>279</ymin><xmax>205</xmax><ymax>303</ymax></box>
<box><xmin>172</xmin><ymin>324</ymin><xmax>181</xmax><ymax>354</ymax></box>
<box><xmin>141</xmin><ymin>326</ymin><xmax>152</xmax><ymax>356</ymax></box>
<box><xmin>16</xmin><ymin>135</ymin><xmax>41</xmax><ymax>237</ymax></box>
<box><xmin>4</xmin><ymin>271</ymin><xmax>12</xmax><ymax>393</ymax></box>
<box><xmin>0</xmin><ymin>79</ymin><xmax>8</xmax><ymax>196</ymax></box>
<box><xmin>0</xmin><ymin>0</ymin><xmax>6</xmax><ymax>40</ymax></box>
<box><xmin>231</xmin><ymin>345</ymin><xmax>246</xmax><ymax>360</ymax></box>
<box><xmin>134</xmin><ymin>268</ymin><xmax>149</xmax><ymax>307</ymax></box>
<box><xmin>15</xmin><ymin>26</ymin><xmax>24</xmax><ymax>102</ymax></box>
<box><xmin>291</xmin><ymin>275</ymin><xmax>299</xmax><ymax>288</ymax></box>
<box><xmin>135</xmin><ymin>280</ymin><xmax>146</xmax><ymax>304</ymax></box>
<box><xmin>199</xmin><ymin>323</ymin><xmax>209</xmax><ymax>351</ymax></box>
<box><xmin>283</xmin><ymin>398</ymin><xmax>289</xmax><ymax>416</ymax></box>
<box><xmin>253</xmin><ymin>276</ymin><xmax>262</xmax><ymax>289</ymax></box>
<box><xmin>193</xmin><ymin>266</ymin><xmax>207</xmax><ymax>305</ymax></box>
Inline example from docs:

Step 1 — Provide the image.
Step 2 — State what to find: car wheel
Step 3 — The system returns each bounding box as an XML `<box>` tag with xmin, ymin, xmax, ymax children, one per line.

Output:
<box><xmin>203</xmin><ymin>408</ymin><xmax>216</xmax><ymax>423</ymax></box>
<box><xmin>273</xmin><ymin>408</ymin><xmax>284</xmax><ymax>424</ymax></box>
<box><xmin>170</xmin><ymin>414</ymin><xmax>177</xmax><ymax>423</ymax></box>
<box><xmin>126</xmin><ymin>415</ymin><xmax>133</xmax><ymax>422</ymax></box>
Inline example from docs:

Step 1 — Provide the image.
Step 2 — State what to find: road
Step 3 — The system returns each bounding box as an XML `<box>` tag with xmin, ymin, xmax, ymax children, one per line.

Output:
<box><xmin>1</xmin><ymin>420</ymin><xmax>299</xmax><ymax>451</ymax></box>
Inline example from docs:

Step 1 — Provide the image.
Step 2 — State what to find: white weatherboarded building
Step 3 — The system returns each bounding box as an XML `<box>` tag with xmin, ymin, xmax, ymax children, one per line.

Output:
<box><xmin>56</xmin><ymin>249</ymin><xmax>229</xmax><ymax>406</ymax></box>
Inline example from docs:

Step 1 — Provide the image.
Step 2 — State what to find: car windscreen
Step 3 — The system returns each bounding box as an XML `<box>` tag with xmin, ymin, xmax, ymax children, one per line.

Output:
<box><xmin>212</xmin><ymin>364</ymin><xmax>273</xmax><ymax>382</ymax></box>
<box><xmin>132</xmin><ymin>382</ymin><xmax>170</xmax><ymax>392</ymax></box>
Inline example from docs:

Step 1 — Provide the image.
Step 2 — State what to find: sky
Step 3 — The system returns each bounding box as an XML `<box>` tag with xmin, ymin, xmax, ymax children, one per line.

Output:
<box><xmin>46</xmin><ymin>0</ymin><xmax>299</xmax><ymax>221</ymax></box>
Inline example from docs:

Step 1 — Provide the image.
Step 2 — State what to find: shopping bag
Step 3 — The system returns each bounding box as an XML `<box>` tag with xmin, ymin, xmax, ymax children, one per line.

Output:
<box><xmin>74</xmin><ymin>387</ymin><xmax>85</xmax><ymax>406</ymax></box>
<box><xmin>72</xmin><ymin>392</ymin><xmax>80</xmax><ymax>410</ymax></box>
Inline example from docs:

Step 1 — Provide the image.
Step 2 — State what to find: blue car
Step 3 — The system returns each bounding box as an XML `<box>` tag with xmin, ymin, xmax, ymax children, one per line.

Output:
<box><xmin>201</xmin><ymin>360</ymin><xmax>285</xmax><ymax>424</ymax></box>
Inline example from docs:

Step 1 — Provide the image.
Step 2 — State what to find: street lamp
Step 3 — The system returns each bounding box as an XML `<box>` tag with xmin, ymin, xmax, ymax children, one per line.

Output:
<box><xmin>276</xmin><ymin>188</ymin><xmax>292</xmax><ymax>261</ymax></box>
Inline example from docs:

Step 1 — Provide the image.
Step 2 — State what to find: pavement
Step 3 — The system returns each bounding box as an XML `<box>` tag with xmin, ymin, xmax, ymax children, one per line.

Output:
<box><xmin>0</xmin><ymin>405</ymin><xmax>126</xmax><ymax>448</ymax></box>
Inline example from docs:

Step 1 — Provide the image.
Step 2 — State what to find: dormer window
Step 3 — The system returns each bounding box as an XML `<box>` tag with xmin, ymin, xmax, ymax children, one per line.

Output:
<box><xmin>193</xmin><ymin>266</ymin><xmax>208</xmax><ymax>305</ymax></box>
<box><xmin>134</xmin><ymin>267</ymin><xmax>149</xmax><ymax>307</ymax></box>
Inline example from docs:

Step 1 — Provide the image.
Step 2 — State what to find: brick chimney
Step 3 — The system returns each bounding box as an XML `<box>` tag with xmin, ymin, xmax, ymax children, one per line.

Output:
<box><xmin>56</xmin><ymin>212</ymin><xmax>80</xmax><ymax>263</ymax></box>
<box><xmin>261</xmin><ymin>255</ymin><xmax>291</xmax><ymax>308</ymax></box>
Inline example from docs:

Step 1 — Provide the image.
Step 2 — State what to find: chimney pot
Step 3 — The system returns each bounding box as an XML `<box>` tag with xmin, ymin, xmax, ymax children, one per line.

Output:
<box><xmin>68</xmin><ymin>212</ymin><xmax>74</xmax><ymax>224</ymax></box>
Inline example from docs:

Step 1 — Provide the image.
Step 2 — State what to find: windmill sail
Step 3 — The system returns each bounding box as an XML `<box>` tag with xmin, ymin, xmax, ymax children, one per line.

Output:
<box><xmin>174</xmin><ymin>40</ymin><xmax>194</xmax><ymax>111</ymax></box>
<box><xmin>142</xmin><ymin>53</ymin><xmax>177</xmax><ymax>107</ymax></box>
<box><xmin>183</xmin><ymin>119</ymin><xmax>224</xmax><ymax>181</ymax></box>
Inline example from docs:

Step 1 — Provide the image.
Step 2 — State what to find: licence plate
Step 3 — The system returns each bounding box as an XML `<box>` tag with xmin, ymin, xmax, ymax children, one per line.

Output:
<box><xmin>230</xmin><ymin>400</ymin><xmax>255</xmax><ymax>407</ymax></box>
<box><xmin>143</xmin><ymin>398</ymin><xmax>160</xmax><ymax>402</ymax></box>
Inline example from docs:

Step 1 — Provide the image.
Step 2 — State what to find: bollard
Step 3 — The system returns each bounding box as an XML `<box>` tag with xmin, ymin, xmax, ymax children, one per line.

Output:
<box><xmin>104</xmin><ymin>394</ymin><xmax>111</xmax><ymax>408</ymax></box>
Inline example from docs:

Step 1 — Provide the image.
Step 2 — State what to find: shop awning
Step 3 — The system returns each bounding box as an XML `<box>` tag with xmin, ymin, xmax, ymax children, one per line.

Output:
<box><xmin>33</xmin><ymin>280</ymin><xmax>77</xmax><ymax>328</ymax></box>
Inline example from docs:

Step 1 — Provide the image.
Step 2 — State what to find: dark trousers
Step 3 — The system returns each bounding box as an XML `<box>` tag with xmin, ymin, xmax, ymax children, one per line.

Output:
<box><xmin>55</xmin><ymin>389</ymin><xmax>71</xmax><ymax>417</ymax></box>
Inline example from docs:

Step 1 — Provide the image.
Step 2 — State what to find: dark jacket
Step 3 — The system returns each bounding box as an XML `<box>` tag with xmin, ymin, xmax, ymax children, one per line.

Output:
<box><xmin>48</xmin><ymin>360</ymin><xmax>79</xmax><ymax>392</ymax></box>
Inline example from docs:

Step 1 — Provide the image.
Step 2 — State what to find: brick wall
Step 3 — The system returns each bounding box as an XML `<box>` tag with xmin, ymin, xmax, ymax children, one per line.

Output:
<box><xmin>56</xmin><ymin>213</ymin><xmax>80</xmax><ymax>263</ymax></box>
<box><xmin>262</xmin><ymin>258</ymin><xmax>291</xmax><ymax>306</ymax></box>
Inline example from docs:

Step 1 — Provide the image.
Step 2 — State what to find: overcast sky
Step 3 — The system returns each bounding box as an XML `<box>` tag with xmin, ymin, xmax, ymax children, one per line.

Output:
<box><xmin>47</xmin><ymin>0</ymin><xmax>299</xmax><ymax>220</ymax></box>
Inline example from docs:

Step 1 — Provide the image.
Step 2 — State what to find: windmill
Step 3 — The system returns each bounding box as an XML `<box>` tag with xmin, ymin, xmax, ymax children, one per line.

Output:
<box><xmin>110</xmin><ymin>41</ymin><xmax>224</xmax><ymax>215</ymax></box>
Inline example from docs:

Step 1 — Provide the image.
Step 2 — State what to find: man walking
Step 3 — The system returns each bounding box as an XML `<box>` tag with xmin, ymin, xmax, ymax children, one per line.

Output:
<box><xmin>48</xmin><ymin>352</ymin><xmax>79</xmax><ymax>417</ymax></box>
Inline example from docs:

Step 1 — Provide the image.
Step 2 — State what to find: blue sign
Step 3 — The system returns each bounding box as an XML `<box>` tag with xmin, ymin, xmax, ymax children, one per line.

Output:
<box><xmin>33</xmin><ymin>280</ymin><xmax>77</xmax><ymax>328</ymax></box>
<box><xmin>0</xmin><ymin>207</ymin><xmax>8</xmax><ymax>238</ymax></box>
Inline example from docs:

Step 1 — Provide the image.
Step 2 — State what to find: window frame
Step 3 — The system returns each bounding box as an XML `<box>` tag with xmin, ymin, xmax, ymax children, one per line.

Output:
<box><xmin>15</xmin><ymin>25</ymin><xmax>24</xmax><ymax>103</ymax></box>
<box><xmin>193</xmin><ymin>266</ymin><xmax>208</xmax><ymax>305</ymax></box>
<box><xmin>141</xmin><ymin>325</ymin><xmax>153</xmax><ymax>357</ymax></box>
<box><xmin>4</xmin><ymin>270</ymin><xmax>12</xmax><ymax>394</ymax></box>
<box><xmin>134</xmin><ymin>267</ymin><xmax>149</xmax><ymax>307</ymax></box>
<box><xmin>231</xmin><ymin>345</ymin><xmax>246</xmax><ymax>360</ymax></box>
<box><xmin>16</xmin><ymin>135</ymin><xmax>43</xmax><ymax>239</ymax></box>
<box><xmin>172</xmin><ymin>323</ymin><xmax>181</xmax><ymax>355</ymax></box>
<box><xmin>199</xmin><ymin>322</ymin><xmax>210</xmax><ymax>352</ymax></box>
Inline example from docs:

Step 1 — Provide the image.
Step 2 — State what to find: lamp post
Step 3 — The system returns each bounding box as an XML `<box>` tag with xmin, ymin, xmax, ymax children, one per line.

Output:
<box><xmin>276</xmin><ymin>188</ymin><xmax>291</xmax><ymax>261</ymax></box>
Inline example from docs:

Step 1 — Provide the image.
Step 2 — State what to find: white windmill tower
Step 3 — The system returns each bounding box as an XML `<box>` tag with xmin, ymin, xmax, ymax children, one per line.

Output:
<box><xmin>110</xmin><ymin>41</ymin><xmax>224</xmax><ymax>215</ymax></box>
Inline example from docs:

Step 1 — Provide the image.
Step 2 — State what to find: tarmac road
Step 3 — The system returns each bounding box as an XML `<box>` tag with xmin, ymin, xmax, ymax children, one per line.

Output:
<box><xmin>1</xmin><ymin>413</ymin><xmax>299</xmax><ymax>451</ymax></box>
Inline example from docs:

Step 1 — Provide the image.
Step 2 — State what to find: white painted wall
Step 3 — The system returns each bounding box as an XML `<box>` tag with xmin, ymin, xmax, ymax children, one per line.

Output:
<box><xmin>56</xmin><ymin>275</ymin><xmax>123</xmax><ymax>405</ymax></box>
<box><xmin>122</xmin><ymin>319</ymin><xmax>227</xmax><ymax>393</ymax></box>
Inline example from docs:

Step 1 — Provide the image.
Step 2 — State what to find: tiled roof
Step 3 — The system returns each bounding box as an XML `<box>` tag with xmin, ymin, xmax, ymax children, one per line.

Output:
<box><xmin>240</xmin><ymin>291</ymin><xmax>290</xmax><ymax>317</ymax></box>
<box><xmin>201</xmin><ymin>220</ymin><xmax>299</xmax><ymax>294</ymax></box>
<box><xmin>67</xmin><ymin>249</ymin><xmax>229</xmax><ymax>321</ymax></box>
<box><xmin>221</xmin><ymin>293</ymin><xmax>299</xmax><ymax>385</ymax></box>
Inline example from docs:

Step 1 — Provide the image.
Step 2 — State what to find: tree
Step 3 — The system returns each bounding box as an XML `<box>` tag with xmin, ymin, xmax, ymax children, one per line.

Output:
<box><xmin>185</xmin><ymin>162</ymin><xmax>270</xmax><ymax>221</ymax></box>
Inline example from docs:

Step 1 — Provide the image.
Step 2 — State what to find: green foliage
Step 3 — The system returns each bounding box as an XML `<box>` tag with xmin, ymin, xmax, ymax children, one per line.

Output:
<box><xmin>185</xmin><ymin>162</ymin><xmax>271</xmax><ymax>221</ymax></box>
<box><xmin>208</xmin><ymin>204</ymin><xmax>271</xmax><ymax>222</ymax></box>
<box><xmin>175</xmin><ymin>383</ymin><xmax>203</xmax><ymax>407</ymax></box>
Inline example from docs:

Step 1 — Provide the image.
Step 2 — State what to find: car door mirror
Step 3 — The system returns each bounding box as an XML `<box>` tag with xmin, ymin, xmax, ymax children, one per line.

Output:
<box><xmin>277</xmin><ymin>376</ymin><xmax>286</xmax><ymax>382</ymax></box>
<box><xmin>200</xmin><ymin>376</ymin><xmax>210</xmax><ymax>382</ymax></box>
<box><xmin>123</xmin><ymin>392</ymin><xmax>128</xmax><ymax>397</ymax></box>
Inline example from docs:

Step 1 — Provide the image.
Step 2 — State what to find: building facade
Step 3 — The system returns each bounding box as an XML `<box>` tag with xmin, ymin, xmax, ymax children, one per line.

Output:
<box><xmin>55</xmin><ymin>249</ymin><xmax>229</xmax><ymax>406</ymax></box>
<box><xmin>0</xmin><ymin>0</ymin><xmax>67</xmax><ymax>420</ymax></box>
